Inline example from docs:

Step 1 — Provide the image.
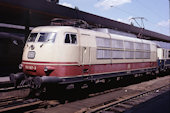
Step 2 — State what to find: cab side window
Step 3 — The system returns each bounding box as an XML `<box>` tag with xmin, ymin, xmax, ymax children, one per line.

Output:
<box><xmin>71</xmin><ymin>34</ymin><xmax>77</xmax><ymax>43</ymax></box>
<box><xmin>65</xmin><ymin>33</ymin><xmax>77</xmax><ymax>44</ymax></box>
<box><xmin>65</xmin><ymin>34</ymin><xmax>70</xmax><ymax>43</ymax></box>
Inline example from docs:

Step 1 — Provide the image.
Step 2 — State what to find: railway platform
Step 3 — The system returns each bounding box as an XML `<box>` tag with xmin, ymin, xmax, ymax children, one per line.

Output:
<box><xmin>124</xmin><ymin>90</ymin><xmax>170</xmax><ymax>113</ymax></box>
<box><xmin>0</xmin><ymin>76</ymin><xmax>10</xmax><ymax>83</ymax></box>
<box><xmin>0</xmin><ymin>76</ymin><xmax>12</xmax><ymax>88</ymax></box>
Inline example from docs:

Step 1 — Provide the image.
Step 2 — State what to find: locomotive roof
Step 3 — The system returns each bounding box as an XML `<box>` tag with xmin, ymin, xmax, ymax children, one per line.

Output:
<box><xmin>31</xmin><ymin>26</ymin><xmax>156</xmax><ymax>46</ymax></box>
<box><xmin>31</xmin><ymin>26</ymin><xmax>77</xmax><ymax>33</ymax></box>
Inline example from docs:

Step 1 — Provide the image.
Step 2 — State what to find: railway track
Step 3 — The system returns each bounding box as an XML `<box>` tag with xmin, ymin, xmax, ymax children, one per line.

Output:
<box><xmin>0</xmin><ymin>98</ymin><xmax>43</xmax><ymax>113</ymax></box>
<box><xmin>0</xmin><ymin>85</ymin><xmax>43</xmax><ymax>113</ymax></box>
<box><xmin>0</xmin><ymin>85</ymin><xmax>29</xmax><ymax>92</ymax></box>
<box><xmin>0</xmin><ymin>89</ymin><xmax>60</xmax><ymax>113</ymax></box>
<box><xmin>34</xmin><ymin>75</ymin><xmax>169</xmax><ymax>113</ymax></box>
<box><xmin>0</xmin><ymin>78</ymin><xmax>13</xmax><ymax>89</ymax></box>
<box><xmin>78</xmin><ymin>84</ymin><xmax>170</xmax><ymax>113</ymax></box>
<box><xmin>0</xmin><ymin>85</ymin><xmax>31</xmax><ymax>112</ymax></box>
<box><xmin>0</xmin><ymin>76</ymin><xmax>169</xmax><ymax>113</ymax></box>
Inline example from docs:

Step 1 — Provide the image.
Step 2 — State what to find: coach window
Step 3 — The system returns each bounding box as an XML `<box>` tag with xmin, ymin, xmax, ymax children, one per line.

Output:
<box><xmin>144</xmin><ymin>44</ymin><xmax>150</xmax><ymax>51</ymax></box>
<box><xmin>96</xmin><ymin>37</ymin><xmax>110</xmax><ymax>48</ymax></box>
<box><xmin>112</xmin><ymin>50</ymin><xmax>124</xmax><ymax>59</ymax></box>
<box><xmin>112</xmin><ymin>39</ymin><xmax>123</xmax><ymax>49</ymax></box>
<box><xmin>135</xmin><ymin>43</ymin><xmax>143</xmax><ymax>50</ymax></box>
<box><xmin>65</xmin><ymin>33</ymin><xmax>77</xmax><ymax>44</ymax></box>
<box><xmin>124</xmin><ymin>41</ymin><xmax>134</xmax><ymax>50</ymax></box>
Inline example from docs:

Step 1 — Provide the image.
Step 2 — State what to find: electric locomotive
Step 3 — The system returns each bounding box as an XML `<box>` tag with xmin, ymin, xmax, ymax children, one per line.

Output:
<box><xmin>10</xmin><ymin>25</ymin><xmax>160</xmax><ymax>88</ymax></box>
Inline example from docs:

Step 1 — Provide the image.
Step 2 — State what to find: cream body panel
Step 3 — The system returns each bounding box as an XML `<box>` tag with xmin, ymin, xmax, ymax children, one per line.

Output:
<box><xmin>23</xmin><ymin>26</ymin><xmax>80</xmax><ymax>63</ymax></box>
<box><xmin>23</xmin><ymin>26</ymin><xmax>158</xmax><ymax>66</ymax></box>
<box><xmin>23</xmin><ymin>43</ymin><xmax>56</xmax><ymax>62</ymax></box>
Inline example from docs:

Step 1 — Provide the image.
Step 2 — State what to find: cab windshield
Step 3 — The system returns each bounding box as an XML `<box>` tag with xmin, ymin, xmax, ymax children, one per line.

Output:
<box><xmin>27</xmin><ymin>33</ymin><xmax>38</xmax><ymax>42</ymax></box>
<box><xmin>27</xmin><ymin>32</ymin><xmax>56</xmax><ymax>43</ymax></box>
<box><xmin>38</xmin><ymin>33</ymin><xmax>56</xmax><ymax>43</ymax></box>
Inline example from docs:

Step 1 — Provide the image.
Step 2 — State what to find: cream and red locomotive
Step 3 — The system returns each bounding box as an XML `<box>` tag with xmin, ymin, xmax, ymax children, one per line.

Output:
<box><xmin>10</xmin><ymin>25</ymin><xmax>170</xmax><ymax>88</ymax></box>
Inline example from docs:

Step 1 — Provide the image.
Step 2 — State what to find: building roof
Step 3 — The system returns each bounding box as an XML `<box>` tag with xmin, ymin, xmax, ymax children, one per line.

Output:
<box><xmin>0</xmin><ymin>0</ymin><xmax>169</xmax><ymax>42</ymax></box>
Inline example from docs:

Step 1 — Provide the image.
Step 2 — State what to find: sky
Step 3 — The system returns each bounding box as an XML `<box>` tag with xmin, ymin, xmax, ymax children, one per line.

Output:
<box><xmin>58</xmin><ymin>0</ymin><xmax>170</xmax><ymax>36</ymax></box>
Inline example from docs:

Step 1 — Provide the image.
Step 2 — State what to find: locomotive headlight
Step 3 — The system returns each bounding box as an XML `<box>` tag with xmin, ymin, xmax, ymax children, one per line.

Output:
<box><xmin>44</xmin><ymin>66</ymin><xmax>55</xmax><ymax>72</ymax></box>
<box><xmin>19</xmin><ymin>64</ymin><xmax>23</xmax><ymax>69</ymax></box>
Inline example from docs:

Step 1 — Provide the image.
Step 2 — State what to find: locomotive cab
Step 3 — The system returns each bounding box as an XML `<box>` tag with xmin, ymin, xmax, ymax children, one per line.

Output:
<box><xmin>9</xmin><ymin>26</ymin><xmax>81</xmax><ymax>88</ymax></box>
<box><xmin>22</xmin><ymin>26</ymin><xmax>79</xmax><ymax>77</ymax></box>
<box><xmin>25</xmin><ymin>32</ymin><xmax>56</xmax><ymax>59</ymax></box>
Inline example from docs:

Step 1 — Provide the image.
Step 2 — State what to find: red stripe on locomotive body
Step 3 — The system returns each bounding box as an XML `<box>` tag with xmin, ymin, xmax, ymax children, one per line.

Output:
<box><xmin>22</xmin><ymin>61</ymin><xmax>157</xmax><ymax>77</ymax></box>
<box><xmin>22</xmin><ymin>60</ymin><xmax>79</xmax><ymax>64</ymax></box>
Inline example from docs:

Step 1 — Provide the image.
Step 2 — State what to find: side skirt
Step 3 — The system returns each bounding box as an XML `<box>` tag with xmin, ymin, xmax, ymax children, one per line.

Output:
<box><xmin>59</xmin><ymin>68</ymin><xmax>157</xmax><ymax>84</ymax></box>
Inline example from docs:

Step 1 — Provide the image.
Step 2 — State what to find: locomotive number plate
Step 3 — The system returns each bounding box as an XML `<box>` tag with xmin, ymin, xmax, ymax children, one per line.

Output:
<box><xmin>25</xmin><ymin>65</ymin><xmax>36</xmax><ymax>70</ymax></box>
<box><xmin>28</xmin><ymin>51</ymin><xmax>35</xmax><ymax>59</ymax></box>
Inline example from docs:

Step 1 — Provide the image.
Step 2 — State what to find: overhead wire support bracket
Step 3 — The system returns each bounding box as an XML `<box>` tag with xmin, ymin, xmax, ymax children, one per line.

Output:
<box><xmin>129</xmin><ymin>17</ymin><xmax>147</xmax><ymax>39</ymax></box>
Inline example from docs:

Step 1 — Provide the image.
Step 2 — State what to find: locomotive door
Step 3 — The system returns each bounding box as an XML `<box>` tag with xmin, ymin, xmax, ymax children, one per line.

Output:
<box><xmin>80</xmin><ymin>34</ymin><xmax>91</xmax><ymax>75</ymax></box>
<box><xmin>82</xmin><ymin>47</ymin><xmax>90</xmax><ymax>75</ymax></box>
